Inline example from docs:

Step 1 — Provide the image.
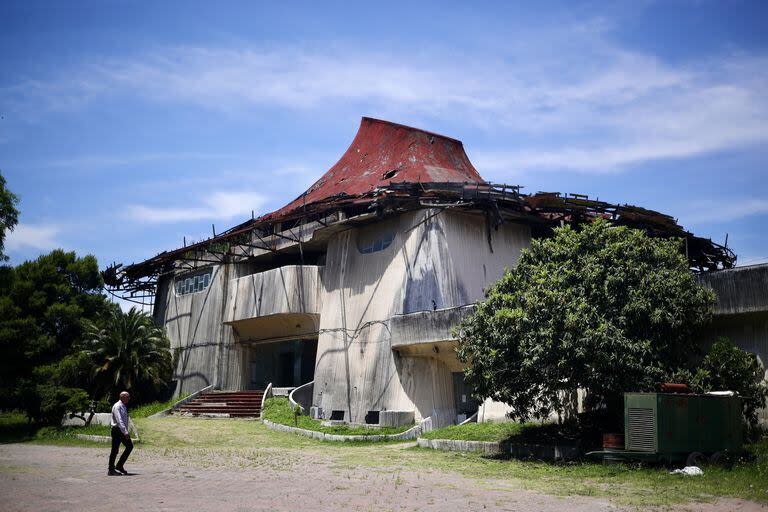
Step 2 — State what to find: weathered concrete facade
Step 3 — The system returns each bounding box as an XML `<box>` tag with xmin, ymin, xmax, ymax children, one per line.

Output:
<box><xmin>153</xmin><ymin>207</ymin><xmax>529</xmax><ymax>426</ymax></box>
<box><xmin>312</xmin><ymin>210</ymin><xmax>529</xmax><ymax>425</ymax></box>
<box><xmin>153</xmin><ymin>263</ymin><xmax>245</xmax><ymax>395</ymax></box>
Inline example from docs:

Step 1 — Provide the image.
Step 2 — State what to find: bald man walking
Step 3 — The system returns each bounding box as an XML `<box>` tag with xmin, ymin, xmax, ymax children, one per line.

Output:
<box><xmin>108</xmin><ymin>391</ymin><xmax>133</xmax><ymax>476</ymax></box>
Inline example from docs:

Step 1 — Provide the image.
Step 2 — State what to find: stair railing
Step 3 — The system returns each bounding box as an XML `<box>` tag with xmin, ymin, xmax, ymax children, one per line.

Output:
<box><xmin>259</xmin><ymin>383</ymin><xmax>273</xmax><ymax>420</ymax></box>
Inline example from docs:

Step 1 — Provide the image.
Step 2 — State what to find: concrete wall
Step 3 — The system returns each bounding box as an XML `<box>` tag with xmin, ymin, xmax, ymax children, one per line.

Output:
<box><xmin>390</xmin><ymin>305</ymin><xmax>476</xmax><ymax>349</ymax></box>
<box><xmin>155</xmin><ymin>264</ymin><xmax>244</xmax><ymax>396</ymax></box>
<box><xmin>698</xmin><ymin>264</ymin><xmax>768</xmax><ymax>316</ymax></box>
<box><xmin>224</xmin><ymin>265</ymin><xmax>322</xmax><ymax>323</ymax></box>
<box><xmin>224</xmin><ymin>265</ymin><xmax>322</xmax><ymax>343</ymax></box>
<box><xmin>312</xmin><ymin>209</ymin><xmax>530</xmax><ymax>426</ymax></box>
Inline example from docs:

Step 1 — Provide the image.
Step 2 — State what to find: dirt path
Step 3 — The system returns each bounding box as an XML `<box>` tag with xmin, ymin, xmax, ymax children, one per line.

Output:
<box><xmin>0</xmin><ymin>443</ymin><xmax>763</xmax><ymax>512</ymax></box>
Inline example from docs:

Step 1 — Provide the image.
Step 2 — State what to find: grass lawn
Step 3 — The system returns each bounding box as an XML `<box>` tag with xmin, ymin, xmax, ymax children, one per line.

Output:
<box><xmin>2</xmin><ymin>410</ymin><xmax>766</xmax><ymax>506</ymax></box>
<box><xmin>261</xmin><ymin>397</ymin><xmax>413</xmax><ymax>436</ymax></box>
<box><xmin>421</xmin><ymin>421</ymin><xmax>526</xmax><ymax>441</ymax></box>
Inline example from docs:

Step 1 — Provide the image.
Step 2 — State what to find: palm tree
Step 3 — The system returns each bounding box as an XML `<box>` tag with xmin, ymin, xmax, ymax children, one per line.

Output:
<box><xmin>82</xmin><ymin>307</ymin><xmax>173</xmax><ymax>402</ymax></box>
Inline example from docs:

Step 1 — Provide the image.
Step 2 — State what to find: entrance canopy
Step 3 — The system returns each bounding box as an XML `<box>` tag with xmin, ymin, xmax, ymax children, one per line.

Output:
<box><xmin>229</xmin><ymin>313</ymin><xmax>319</xmax><ymax>344</ymax></box>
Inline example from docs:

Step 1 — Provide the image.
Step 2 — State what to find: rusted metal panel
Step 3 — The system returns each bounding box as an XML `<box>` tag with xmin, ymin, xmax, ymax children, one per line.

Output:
<box><xmin>268</xmin><ymin>117</ymin><xmax>484</xmax><ymax>221</ymax></box>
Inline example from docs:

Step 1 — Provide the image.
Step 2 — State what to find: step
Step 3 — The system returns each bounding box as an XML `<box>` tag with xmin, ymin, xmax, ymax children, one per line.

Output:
<box><xmin>179</xmin><ymin>412</ymin><xmax>260</xmax><ymax>418</ymax></box>
<box><xmin>204</xmin><ymin>392</ymin><xmax>264</xmax><ymax>396</ymax></box>
<box><xmin>180</xmin><ymin>407</ymin><xmax>261</xmax><ymax>412</ymax></box>
<box><xmin>173</xmin><ymin>390</ymin><xmax>265</xmax><ymax>419</ymax></box>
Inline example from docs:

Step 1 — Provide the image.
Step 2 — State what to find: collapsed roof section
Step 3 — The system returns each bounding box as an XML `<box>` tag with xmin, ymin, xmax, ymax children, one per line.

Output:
<box><xmin>103</xmin><ymin>118</ymin><xmax>736</xmax><ymax>304</ymax></box>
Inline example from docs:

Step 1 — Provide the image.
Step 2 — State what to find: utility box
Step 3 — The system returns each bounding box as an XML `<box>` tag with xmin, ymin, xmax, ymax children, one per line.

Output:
<box><xmin>624</xmin><ymin>392</ymin><xmax>742</xmax><ymax>461</ymax></box>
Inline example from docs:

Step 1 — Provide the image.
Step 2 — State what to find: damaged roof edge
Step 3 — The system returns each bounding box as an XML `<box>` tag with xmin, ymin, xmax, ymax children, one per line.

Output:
<box><xmin>103</xmin><ymin>181</ymin><xmax>736</xmax><ymax>291</ymax></box>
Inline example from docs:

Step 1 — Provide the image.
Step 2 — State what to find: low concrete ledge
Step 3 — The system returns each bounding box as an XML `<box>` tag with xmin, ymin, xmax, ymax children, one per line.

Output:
<box><xmin>75</xmin><ymin>433</ymin><xmax>141</xmax><ymax>444</ymax></box>
<box><xmin>417</xmin><ymin>438</ymin><xmax>501</xmax><ymax>455</ymax></box>
<box><xmin>62</xmin><ymin>412</ymin><xmax>112</xmax><ymax>427</ymax></box>
<box><xmin>262</xmin><ymin>419</ymin><xmax>422</xmax><ymax>442</ymax></box>
<box><xmin>390</xmin><ymin>305</ymin><xmax>476</xmax><ymax>348</ymax></box>
<box><xmin>379</xmin><ymin>410</ymin><xmax>414</xmax><ymax>428</ymax></box>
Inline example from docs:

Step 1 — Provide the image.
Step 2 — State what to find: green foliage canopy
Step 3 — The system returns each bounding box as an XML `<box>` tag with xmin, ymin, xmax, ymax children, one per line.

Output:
<box><xmin>456</xmin><ymin>220</ymin><xmax>716</xmax><ymax>421</ymax></box>
<box><xmin>82</xmin><ymin>307</ymin><xmax>173</xmax><ymax>404</ymax></box>
<box><xmin>0</xmin><ymin>249</ymin><xmax>110</xmax><ymax>418</ymax></box>
<box><xmin>0</xmin><ymin>172</ymin><xmax>20</xmax><ymax>261</ymax></box>
<box><xmin>671</xmin><ymin>337</ymin><xmax>767</xmax><ymax>431</ymax></box>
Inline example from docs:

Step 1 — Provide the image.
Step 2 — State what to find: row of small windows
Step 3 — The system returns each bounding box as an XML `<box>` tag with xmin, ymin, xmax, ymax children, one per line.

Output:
<box><xmin>175</xmin><ymin>270</ymin><xmax>212</xmax><ymax>296</ymax></box>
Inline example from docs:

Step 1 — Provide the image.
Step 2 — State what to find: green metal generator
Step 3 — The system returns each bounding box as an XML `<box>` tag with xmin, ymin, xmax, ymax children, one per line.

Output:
<box><xmin>590</xmin><ymin>392</ymin><xmax>743</xmax><ymax>464</ymax></box>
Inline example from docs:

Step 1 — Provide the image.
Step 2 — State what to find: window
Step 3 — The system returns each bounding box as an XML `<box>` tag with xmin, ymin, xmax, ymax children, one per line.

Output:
<box><xmin>174</xmin><ymin>268</ymin><xmax>213</xmax><ymax>296</ymax></box>
<box><xmin>357</xmin><ymin>227</ymin><xmax>396</xmax><ymax>254</ymax></box>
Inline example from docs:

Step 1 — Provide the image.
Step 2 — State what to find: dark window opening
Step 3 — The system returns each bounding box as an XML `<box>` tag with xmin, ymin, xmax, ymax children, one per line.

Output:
<box><xmin>330</xmin><ymin>410</ymin><xmax>345</xmax><ymax>421</ymax></box>
<box><xmin>364</xmin><ymin>410</ymin><xmax>380</xmax><ymax>425</ymax></box>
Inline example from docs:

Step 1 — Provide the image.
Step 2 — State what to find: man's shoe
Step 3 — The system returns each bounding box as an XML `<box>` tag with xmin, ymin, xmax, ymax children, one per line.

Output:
<box><xmin>115</xmin><ymin>466</ymin><xmax>128</xmax><ymax>475</ymax></box>
<box><xmin>108</xmin><ymin>469</ymin><xmax>120</xmax><ymax>476</ymax></box>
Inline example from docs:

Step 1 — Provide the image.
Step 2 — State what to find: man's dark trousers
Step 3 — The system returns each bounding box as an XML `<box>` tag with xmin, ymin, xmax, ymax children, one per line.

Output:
<box><xmin>109</xmin><ymin>426</ymin><xmax>133</xmax><ymax>471</ymax></box>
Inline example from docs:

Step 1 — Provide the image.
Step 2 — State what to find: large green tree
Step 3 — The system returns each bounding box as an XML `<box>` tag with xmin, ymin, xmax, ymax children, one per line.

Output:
<box><xmin>0</xmin><ymin>171</ymin><xmax>20</xmax><ymax>260</ymax></box>
<box><xmin>82</xmin><ymin>307</ymin><xmax>173</xmax><ymax>404</ymax></box>
<box><xmin>456</xmin><ymin>219</ymin><xmax>716</xmax><ymax>421</ymax></box>
<box><xmin>0</xmin><ymin>249</ymin><xmax>110</xmax><ymax>418</ymax></box>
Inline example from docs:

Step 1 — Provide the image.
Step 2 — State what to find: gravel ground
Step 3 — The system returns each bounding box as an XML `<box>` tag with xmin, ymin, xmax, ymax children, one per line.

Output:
<box><xmin>0</xmin><ymin>443</ymin><xmax>764</xmax><ymax>512</ymax></box>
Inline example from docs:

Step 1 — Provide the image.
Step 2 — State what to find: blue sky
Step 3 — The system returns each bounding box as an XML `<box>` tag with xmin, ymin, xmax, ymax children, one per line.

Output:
<box><xmin>2</xmin><ymin>0</ymin><xmax>767</xmax><ymax>276</ymax></box>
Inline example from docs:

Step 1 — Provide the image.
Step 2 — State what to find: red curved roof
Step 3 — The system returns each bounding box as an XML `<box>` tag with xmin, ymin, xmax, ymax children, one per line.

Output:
<box><xmin>270</xmin><ymin>117</ymin><xmax>485</xmax><ymax>218</ymax></box>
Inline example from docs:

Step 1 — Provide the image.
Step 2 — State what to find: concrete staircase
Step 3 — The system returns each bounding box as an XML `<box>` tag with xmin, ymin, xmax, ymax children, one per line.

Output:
<box><xmin>177</xmin><ymin>390</ymin><xmax>264</xmax><ymax>418</ymax></box>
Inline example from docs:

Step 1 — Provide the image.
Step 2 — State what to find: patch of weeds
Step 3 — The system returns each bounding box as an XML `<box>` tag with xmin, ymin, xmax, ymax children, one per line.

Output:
<box><xmin>130</xmin><ymin>393</ymin><xmax>191</xmax><ymax>418</ymax></box>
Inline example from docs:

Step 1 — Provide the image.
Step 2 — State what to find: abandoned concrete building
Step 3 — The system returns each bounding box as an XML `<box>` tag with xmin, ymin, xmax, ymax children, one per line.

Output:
<box><xmin>104</xmin><ymin>117</ymin><xmax>767</xmax><ymax>427</ymax></box>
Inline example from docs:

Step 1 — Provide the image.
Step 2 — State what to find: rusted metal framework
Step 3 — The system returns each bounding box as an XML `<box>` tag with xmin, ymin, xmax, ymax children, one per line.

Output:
<box><xmin>103</xmin><ymin>181</ymin><xmax>735</xmax><ymax>304</ymax></box>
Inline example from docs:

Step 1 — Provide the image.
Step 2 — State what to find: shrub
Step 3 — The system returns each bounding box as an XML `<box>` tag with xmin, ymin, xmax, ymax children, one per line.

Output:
<box><xmin>456</xmin><ymin>220</ymin><xmax>715</xmax><ymax>422</ymax></box>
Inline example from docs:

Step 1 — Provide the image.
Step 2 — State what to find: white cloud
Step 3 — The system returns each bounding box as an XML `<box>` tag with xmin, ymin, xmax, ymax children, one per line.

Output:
<box><xmin>4</xmin><ymin>26</ymin><xmax>768</xmax><ymax>174</ymax></box>
<box><xmin>6</xmin><ymin>223</ymin><xmax>61</xmax><ymax>251</ymax></box>
<box><xmin>47</xmin><ymin>151</ymin><xmax>232</xmax><ymax>169</ymax></box>
<box><xmin>127</xmin><ymin>190</ymin><xmax>267</xmax><ymax>224</ymax></box>
<box><xmin>680</xmin><ymin>199</ymin><xmax>768</xmax><ymax>224</ymax></box>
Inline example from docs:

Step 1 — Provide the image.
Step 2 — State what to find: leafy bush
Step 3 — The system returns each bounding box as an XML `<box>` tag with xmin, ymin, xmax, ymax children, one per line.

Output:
<box><xmin>24</xmin><ymin>385</ymin><xmax>90</xmax><ymax>425</ymax></box>
<box><xmin>669</xmin><ymin>337</ymin><xmax>767</xmax><ymax>433</ymax></box>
